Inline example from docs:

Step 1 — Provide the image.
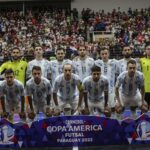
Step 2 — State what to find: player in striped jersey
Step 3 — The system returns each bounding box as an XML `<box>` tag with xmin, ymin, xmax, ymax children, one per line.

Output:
<box><xmin>50</xmin><ymin>47</ymin><xmax>72</xmax><ymax>86</ymax></box>
<box><xmin>82</xmin><ymin>65</ymin><xmax>111</xmax><ymax>116</ymax></box>
<box><xmin>115</xmin><ymin>59</ymin><xmax>148</xmax><ymax>117</ymax></box>
<box><xmin>26</xmin><ymin>66</ymin><xmax>52</xmax><ymax>117</ymax></box>
<box><xmin>118</xmin><ymin>45</ymin><xmax>141</xmax><ymax>74</ymax></box>
<box><xmin>73</xmin><ymin>45</ymin><xmax>94</xmax><ymax>80</ymax></box>
<box><xmin>95</xmin><ymin>46</ymin><xmax>119</xmax><ymax>110</ymax></box>
<box><xmin>26</xmin><ymin>44</ymin><xmax>51</xmax><ymax>80</ymax></box>
<box><xmin>53</xmin><ymin>63</ymin><xmax>82</xmax><ymax>114</ymax></box>
<box><xmin>140</xmin><ymin>43</ymin><xmax>150</xmax><ymax>106</ymax></box>
<box><xmin>0</xmin><ymin>69</ymin><xmax>25</xmax><ymax>118</ymax></box>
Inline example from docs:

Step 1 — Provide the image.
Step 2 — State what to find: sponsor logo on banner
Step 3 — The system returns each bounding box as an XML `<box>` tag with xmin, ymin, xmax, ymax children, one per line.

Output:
<box><xmin>46</xmin><ymin>119</ymin><xmax>102</xmax><ymax>143</ymax></box>
<box><xmin>0</xmin><ymin>125</ymin><xmax>15</xmax><ymax>145</ymax></box>
<box><xmin>34</xmin><ymin>116</ymin><xmax>126</xmax><ymax>146</ymax></box>
<box><xmin>136</xmin><ymin>121</ymin><xmax>150</xmax><ymax>141</ymax></box>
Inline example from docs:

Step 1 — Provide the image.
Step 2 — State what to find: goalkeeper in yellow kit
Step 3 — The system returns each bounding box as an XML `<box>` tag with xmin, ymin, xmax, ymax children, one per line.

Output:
<box><xmin>0</xmin><ymin>47</ymin><xmax>27</xmax><ymax>86</ymax></box>
<box><xmin>140</xmin><ymin>43</ymin><xmax>150</xmax><ymax>107</ymax></box>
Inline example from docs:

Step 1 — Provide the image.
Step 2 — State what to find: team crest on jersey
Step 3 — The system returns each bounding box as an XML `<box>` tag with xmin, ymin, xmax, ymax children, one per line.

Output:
<box><xmin>41</xmin><ymin>87</ymin><xmax>46</xmax><ymax>92</ymax></box>
<box><xmin>60</xmin><ymin>84</ymin><xmax>64</xmax><ymax>88</ymax></box>
<box><xmin>109</xmin><ymin>63</ymin><xmax>112</xmax><ymax>67</ymax></box>
<box><xmin>136</xmin><ymin>121</ymin><xmax>150</xmax><ymax>141</ymax></box>
<box><xmin>88</xmin><ymin>63</ymin><xmax>91</xmax><ymax>67</ymax></box>
<box><xmin>2</xmin><ymin>88</ymin><xmax>7</xmax><ymax>94</ymax></box>
<box><xmin>52</xmin><ymin>64</ymin><xmax>57</xmax><ymax>68</ymax></box>
<box><xmin>15</xmin><ymin>87</ymin><xmax>19</xmax><ymax>94</ymax></box>
<box><xmin>0</xmin><ymin>125</ymin><xmax>15</xmax><ymax>145</ymax></box>
<box><xmin>71</xmin><ymin>80</ymin><xmax>75</xmax><ymax>87</ymax></box>
<box><xmin>20</xmin><ymin>67</ymin><xmax>23</xmax><ymax>70</ymax></box>
<box><xmin>31</xmin><ymin>88</ymin><xmax>35</xmax><ymax>93</ymax></box>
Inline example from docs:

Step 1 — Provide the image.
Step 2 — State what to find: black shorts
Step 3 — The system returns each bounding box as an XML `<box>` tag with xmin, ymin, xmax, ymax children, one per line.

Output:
<box><xmin>145</xmin><ymin>92</ymin><xmax>150</xmax><ymax>105</ymax></box>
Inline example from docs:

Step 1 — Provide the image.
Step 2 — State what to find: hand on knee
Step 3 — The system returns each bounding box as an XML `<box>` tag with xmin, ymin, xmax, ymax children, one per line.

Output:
<box><xmin>115</xmin><ymin>104</ymin><xmax>123</xmax><ymax>114</ymax></box>
<box><xmin>141</xmin><ymin>102</ymin><xmax>148</xmax><ymax>113</ymax></box>
<box><xmin>81</xmin><ymin>107</ymin><xmax>90</xmax><ymax>115</ymax></box>
<box><xmin>104</xmin><ymin>106</ymin><xmax>111</xmax><ymax>117</ymax></box>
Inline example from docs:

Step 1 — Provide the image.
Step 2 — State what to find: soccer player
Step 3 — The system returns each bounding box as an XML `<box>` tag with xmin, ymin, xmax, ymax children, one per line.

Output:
<box><xmin>26</xmin><ymin>66</ymin><xmax>52</xmax><ymax>118</ymax></box>
<box><xmin>53</xmin><ymin>63</ymin><xmax>82</xmax><ymax>114</ymax></box>
<box><xmin>82</xmin><ymin>65</ymin><xmax>111</xmax><ymax>117</ymax></box>
<box><xmin>0</xmin><ymin>69</ymin><xmax>25</xmax><ymax>118</ymax></box>
<box><xmin>0</xmin><ymin>47</ymin><xmax>28</xmax><ymax>85</ymax></box>
<box><xmin>115</xmin><ymin>59</ymin><xmax>148</xmax><ymax>118</ymax></box>
<box><xmin>50</xmin><ymin>47</ymin><xmax>72</xmax><ymax>86</ymax></box>
<box><xmin>140</xmin><ymin>43</ymin><xmax>150</xmax><ymax>107</ymax></box>
<box><xmin>118</xmin><ymin>45</ymin><xmax>141</xmax><ymax>74</ymax></box>
<box><xmin>95</xmin><ymin>46</ymin><xmax>119</xmax><ymax>111</ymax></box>
<box><xmin>26</xmin><ymin>44</ymin><xmax>51</xmax><ymax>80</ymax></box>
<box><xmin>73</xmin><ymin>45</ymin><xmax>94</xmax><ymax>80</ymax></box>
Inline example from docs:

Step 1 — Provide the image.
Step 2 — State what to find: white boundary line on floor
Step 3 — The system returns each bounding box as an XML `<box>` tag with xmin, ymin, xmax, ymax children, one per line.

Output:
<box><xmin>73</xmin><ymin>146</ymin><xmax>78</xmax><ymax>150</ymax></box>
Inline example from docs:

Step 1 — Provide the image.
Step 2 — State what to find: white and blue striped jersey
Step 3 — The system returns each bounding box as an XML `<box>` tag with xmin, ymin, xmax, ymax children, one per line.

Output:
<box><xmin>26</xmin><ymin>77</ymin><xmax>51</xmax><ymax>105</ymax></box>
<box><xmin>73</xmin><ymin>56</ymin><xmax>94</xmax><ymax>80</ymax></box>
<box><xmin>83</xmin><ymin>75</ymin><xmax>109</xmax><ymax>102</ymax></box>
<box><xmin>118</xmin><ymin>58</ymin><xmax>141</xmax><ymax>75</ymax></box>
<box><xmin>115</xmin><ymin>71</ymin><xmax>144</xmax><ymax>96</ymax></box>
<box><xmin>53</xmin><ymin>73</ymin><xmax>81</xmax><ymax>101</ymax></box>
<box><xmin>26</xmin><ymin>59</ymin><xmax>51</xmax><ymax>79</ymax></box>
<box><xmin>95</xmin><ymin>59</ymin><xmax>119</xmax><ymax>93</ymax></box>
<box><xmin>50</xmin><ymin>59</ymin><xmax>73</xmax><ymax>86</ymax></box>
<box><xmin>0</xmin><ymin>79</ymin><xmax>24</xmax><ymax>105</ymax></box>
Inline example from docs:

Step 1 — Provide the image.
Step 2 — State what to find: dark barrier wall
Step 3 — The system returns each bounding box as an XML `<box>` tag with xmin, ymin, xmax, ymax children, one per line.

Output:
<box><xmin>0</xmin><ymin>0</ymin><xmax>71</xmax><ymax>11</ymax></box>
<box><xmin>71</xmin><ymin>0</ymin><xmax>150</xmax><ymax>13</ymax></box>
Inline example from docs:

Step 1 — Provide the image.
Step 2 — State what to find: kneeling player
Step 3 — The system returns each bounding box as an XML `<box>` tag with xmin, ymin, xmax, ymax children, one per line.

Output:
<box><xmin>0</xmin><ymin>69</ymin><xmax>25</xmax><ymax>120</ymax></box>
<box><xmin>53</xmin><ymin>63</ymin><xmax>82</xmax><ymax>116</ymax></box>
<box><xmin>115</xmin><ymin>59</ymin><xmax>148</xmax><ymax>119</ymax></box>
<box><xmin>26</xmin><ymin>66</ymin><xmax>52</xmax><ymax>119</ymax></box>
<box><xmin>81</xmin><ymin>65</ymin><xmax>111</xmax><ymax>117</ymax></box>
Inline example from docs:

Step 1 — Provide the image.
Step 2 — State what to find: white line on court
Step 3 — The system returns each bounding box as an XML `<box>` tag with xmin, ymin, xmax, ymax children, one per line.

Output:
<box><xmin>73</xmin><ymin>146</ymin><xmax>78</xmax><ymax>150</ymax></box>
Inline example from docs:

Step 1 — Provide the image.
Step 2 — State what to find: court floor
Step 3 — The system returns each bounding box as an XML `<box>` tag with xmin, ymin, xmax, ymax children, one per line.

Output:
<box><xmin>4</xmin><ymin>145</ymin><xmax>150</xmax><ymax>150</ymax></box>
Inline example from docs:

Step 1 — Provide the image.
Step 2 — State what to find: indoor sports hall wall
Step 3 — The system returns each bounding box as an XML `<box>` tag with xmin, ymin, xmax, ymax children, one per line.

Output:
<box><xmin>71</xmin><ymin>0</ymin><xmax>150</xmax><ymax>12</ymax></box>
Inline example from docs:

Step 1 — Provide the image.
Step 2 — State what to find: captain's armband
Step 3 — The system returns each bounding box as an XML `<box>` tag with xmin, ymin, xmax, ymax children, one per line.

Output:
<box><xmin>78</xmin><ymin>83</ymin><xmax>83</xmax><ymax>91</ymax></box>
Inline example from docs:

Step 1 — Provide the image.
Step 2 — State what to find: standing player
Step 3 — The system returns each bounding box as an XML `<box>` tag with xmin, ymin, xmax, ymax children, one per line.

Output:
<box><xmin>0</xmin><ymin>69</ymin><xmax>25</xmax><ymax>119</ymax></box>
<box><xmin>26</xmin><ymin>44</ymin><xmax>51</xmax><ymax>80</ymax></box>
<box><xmin>95</xmin><ymin>46</ymin><xmax>119</xmax><ymax>111</ymax></box>
<box><xmin>115</xmin><ymin>59</ymin><xmax>148</xmax><ymax>118</ymax></box>
<box><xmin>140</xmin><ymin>43</ymin><xmax>150</xmax><ymax>107</ymax></box>
<box><xmin>73</xmin><ymin>45</ymin><xmax>94</xmax><ymax>80</ymax></box>
<box><xmin>82</xmin><ymin>65</ymin><xmax>111</xmax><ymax>116</ymax></box>
<box><xmin>0</xmin><ymin>47</ymin><xmax>27</xmax><ymax>85</ymax></box>
<box><xmin>50</xmin><ymin>47</ymin><xmax>72</xmax><ymax>86</ymax></box>
<box><xmin>26</xmin><ymin>66</ymin><xmax>52</xmax><ymax>118</ymax></box>
<box><xmin>53</xmin><ymin>63</ymin><xmax>82</xmax><ymax>114</ymax></box>
<box><xmin>118</xmin><ymin>45</ymin><xmax>141</xmax><ymax>74</ymax></box>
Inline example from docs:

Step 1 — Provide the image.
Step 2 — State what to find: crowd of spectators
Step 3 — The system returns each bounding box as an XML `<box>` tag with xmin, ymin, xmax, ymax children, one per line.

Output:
<box><xmin>0</xmin><ymin>6</ymin><xmax>150</xmax><ymax>119</ymax></box>
<box><xmin>0</xmin><ymin>7</ymin><xmax>150</xmax><ymax>63</ymax></box>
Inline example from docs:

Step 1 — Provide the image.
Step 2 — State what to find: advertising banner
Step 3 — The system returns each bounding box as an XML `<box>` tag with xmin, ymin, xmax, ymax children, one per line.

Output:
<box><xmin>0</xmin><ymin>114</ymin><xmax>150</xmax><ymax>148</ymax></box>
